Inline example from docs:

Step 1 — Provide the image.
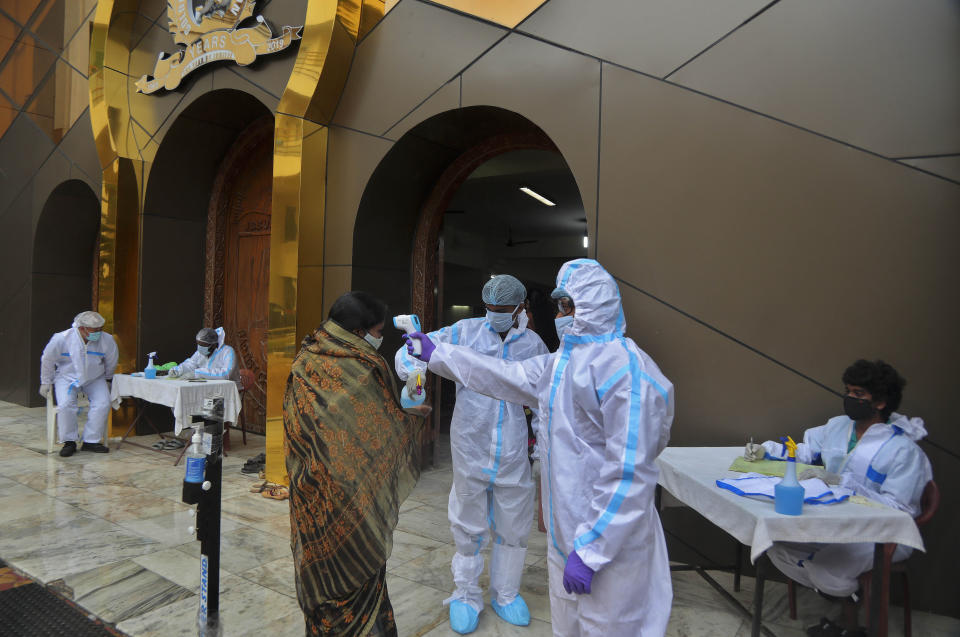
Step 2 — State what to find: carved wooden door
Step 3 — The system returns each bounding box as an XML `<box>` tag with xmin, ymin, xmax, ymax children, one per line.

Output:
<box><xmin>207</xmin><ymin>117</ymin><xmax>272</xmax><ymax>434</ymax></box>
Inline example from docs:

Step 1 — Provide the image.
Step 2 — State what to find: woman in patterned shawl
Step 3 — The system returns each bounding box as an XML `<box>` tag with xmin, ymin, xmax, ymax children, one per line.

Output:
<box><xmin>284</xmin><ymin>292</ymin><xmax>430</xmax><ymax>636</ymax></box>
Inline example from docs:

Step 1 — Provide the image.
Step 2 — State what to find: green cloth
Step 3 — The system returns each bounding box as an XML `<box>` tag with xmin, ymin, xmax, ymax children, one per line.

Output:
<box><xmin>729</xmin><ymin>456</ymin><xmax>818</xmax><ymax>477</ymax></box>
<box><xmin>156</xmin><ymin>362</ymin><xmax>177</xmax><ymax>371</ymax></box>
<box><xmin>284</xmin><ymin>319</ymin><xmax>424</xmax><ymax>635</ymax></box>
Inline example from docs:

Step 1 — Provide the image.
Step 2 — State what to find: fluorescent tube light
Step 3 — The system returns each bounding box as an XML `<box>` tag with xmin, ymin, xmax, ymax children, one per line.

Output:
<box><xmin>519</xmin><ymin>187</ymin><xmax>555</xmax><ymax>206</ymax></box>
<box><xmin>583</xmin><ymin>235</ymin><xmax>589</xmax><ymax>249</ymax></box>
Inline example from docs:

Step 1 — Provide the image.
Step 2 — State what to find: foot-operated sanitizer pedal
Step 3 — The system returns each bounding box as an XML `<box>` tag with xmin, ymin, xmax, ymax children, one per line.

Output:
<box><xmin>182</xmin><ymin>397</ymin><xmax>224</xmax><ymax>636</ymax></box>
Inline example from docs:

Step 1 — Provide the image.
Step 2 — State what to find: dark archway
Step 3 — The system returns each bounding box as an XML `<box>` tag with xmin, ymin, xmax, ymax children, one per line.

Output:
<box><xmin>352</xmin><ymin>106</ymin><xmax>585</xmax><ymax>464</ymax></box>
<box><xmin>142</xmin><ymin>89</ymin><xmax>271</xmax><ymax>432</ymax></box>
<box><xmin>29</xmin><ymin>180</ymin><xmax>100</xmax><ymax>406</ymax></box>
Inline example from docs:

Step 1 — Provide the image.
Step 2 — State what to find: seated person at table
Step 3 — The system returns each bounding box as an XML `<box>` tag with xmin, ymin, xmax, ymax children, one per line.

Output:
<box><xmin>39</xmin><ymin>311</ymin><xmax>118</xmax><ymax>456</ymax></box>
<box><xmin>168</xmin><ymin>327</ymin><xmax>240</xmax><ymax>388</ymax></box>
<box><xmin>745</xmin><ymin>359</ymin><xmax>932</xmax><ymax>636</ymax></box>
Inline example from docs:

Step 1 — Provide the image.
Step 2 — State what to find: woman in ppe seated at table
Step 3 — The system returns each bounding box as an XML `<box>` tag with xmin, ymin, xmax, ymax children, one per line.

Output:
<box><xmin>168</xmin><ymin>327</ymin><xmax>240</xmax><ymax>388</ymax></box>
<box><xmin>404</xmin><ymin>259</ymin><xmax>675</xmax><ymax>637</ymax></box>
<box><xmin>744</xmin><ymin>359</ymin><xmax>932</xmax><ymax>637</ymax></box>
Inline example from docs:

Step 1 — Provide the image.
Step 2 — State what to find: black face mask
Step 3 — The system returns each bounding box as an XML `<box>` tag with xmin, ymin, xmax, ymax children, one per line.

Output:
<box><xmin>843</xmin><ymin>395</ymin><xmax>876</xmax><ymax>421</ymax></box>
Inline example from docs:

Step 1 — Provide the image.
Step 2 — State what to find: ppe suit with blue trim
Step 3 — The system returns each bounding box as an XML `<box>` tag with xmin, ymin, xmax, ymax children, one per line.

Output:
<box><xmin>764</xmin><ymin>414</ymin><xmax>932</xmax><ymax>596</ymax></box>
<box><xmin>171</xmin><ymin>327</ymin><xmax>241</xmax><ymax>388</ymax></box>
<box><xmin>395</xmin><ymin>312</ymin><xmax>548</xmax><ymax>615</ymax></box>
<box><xmin>423</xmin><ymin>259</ymin><xmax>674</xmax><ymax>637</ymax></box>
<box><xmin>40</xmin><ymin>324</ymin><xmax>119</xmax><ymax>445</ymax></box>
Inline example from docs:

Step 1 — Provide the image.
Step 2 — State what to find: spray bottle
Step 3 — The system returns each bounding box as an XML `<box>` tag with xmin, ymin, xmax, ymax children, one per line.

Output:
<box><xmin>774</xmin><ymin>436</ymin><xmax>804</xmax><ymax>515</ymax></box>
<box><xmin>393</xmin><ymin>314</ymin><xmax>422</xmax><ymax>356</ymax></box>
<box><xmin>145</xmin><ymin>351</ymin><xmax>157</xmax><ymax>379</ymax></box>
<box><xmin>400</xmin><ymin>372</ymin><xmax>426</xmax><ymax>408</ymax></box>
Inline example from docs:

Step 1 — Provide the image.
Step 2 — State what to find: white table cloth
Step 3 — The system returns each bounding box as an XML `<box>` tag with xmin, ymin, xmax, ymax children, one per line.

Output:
<box><xmin>110</xmin><ymin>374</ymin><xmax>242</xmax><ymax>435</ymax></box>
<box><xmin>656</xmin><ymin>446</ymin><xmax>924</xmax><ymax>563</ymax></box>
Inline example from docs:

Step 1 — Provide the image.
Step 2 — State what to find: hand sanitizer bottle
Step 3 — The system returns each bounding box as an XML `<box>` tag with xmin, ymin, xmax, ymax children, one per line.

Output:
<box><xmin>145</xmin><ymin>351</ymin><xmax>157</xmax><ymax>379</ymax></box>
<box><xmin>775</xmin><ymin>436</ymin><xmax>804</xmax><ymax>515</ymax></box>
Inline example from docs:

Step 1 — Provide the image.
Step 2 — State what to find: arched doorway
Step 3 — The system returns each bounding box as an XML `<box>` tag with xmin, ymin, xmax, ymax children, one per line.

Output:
<box><xmin>30</xmin><ymin>180</ymin><xmax>100</xmax><ymax>406</ymax></box>
<box><xmin>142</xmin><ymin>89</ymin><xmax>272</xmax><ymax>433</ymax></box>
<box><xmin>352</xmin><ymin>107</ymin><xmax>587</xmax><ymax>464</ymax></box>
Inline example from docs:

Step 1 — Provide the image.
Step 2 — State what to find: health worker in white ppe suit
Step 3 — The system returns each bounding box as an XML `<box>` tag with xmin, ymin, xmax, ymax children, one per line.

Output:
<box><xmin>395</xmin><ymin>274</ymin><xmax>548</xmax><ymax>634</ymax></box>
<box><xmin>168</xmin><ymin>327</ymin><xmax>240</xmax><ymax>388</ymax></box>
<box><xmin>39</xmin><ymin>311</ymin><xmax>119</xmax><ymax>456</ymax></box>
<box><xmin>404</xmin><ymin>259</ymin><xmax>675</xmax><ymax>637</ymax></box>
<box><xmin>745</xmin><ymin>359</ymin><xmax>932</xmax><ymax>637</ymax></box>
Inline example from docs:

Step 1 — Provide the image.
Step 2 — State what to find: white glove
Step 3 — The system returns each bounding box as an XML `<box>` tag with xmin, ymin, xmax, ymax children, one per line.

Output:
<box><xmin>39</xmin><ymin>384</ymin><xmax>51</xmax><ymax>398</ymax></box>
<box><xmin>168</xmin><ymin>366</ymin><xmax>180</xmax><ymax>378</ymax></box>
<box><xmin>744</xmin><ymin>442</ymin><xmax>764</xmax><ymax>462</ymax></box>
<box><xmin>405</xmin><ymin>372</ymin><xmax>424</xmax><ymax>397</ymax></box>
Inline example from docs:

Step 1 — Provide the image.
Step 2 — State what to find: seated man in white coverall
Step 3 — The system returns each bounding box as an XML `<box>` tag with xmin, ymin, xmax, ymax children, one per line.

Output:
<box><xmin>39</xmin><ymin>311</ymin><xmax>119</xmax><ymax>456</ymax></box>
<box><xmin>404</xmin><ymin>260</ymin><xmax>675</xmax><ymax>637</ymax></box>
<box><xmin>396</xmin><ymin>274</ymin><xmax>548</xmax><ymax>634</ymax></box>
<box><xmin>168</xmin><ymin>327</ymin><xmax>240</xmax><ymax>388</ymax></box>
<box><xmin>745</xmin><ymin>359</ymin><xmax>932</xmax><ymax>637</ymax></box>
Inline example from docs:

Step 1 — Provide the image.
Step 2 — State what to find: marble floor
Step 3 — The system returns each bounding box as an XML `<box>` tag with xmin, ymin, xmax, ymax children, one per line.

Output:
<box><xmin>0</xmin><ymin>400</ymin><xmax>957</xmax><ymax>637</ymax></box>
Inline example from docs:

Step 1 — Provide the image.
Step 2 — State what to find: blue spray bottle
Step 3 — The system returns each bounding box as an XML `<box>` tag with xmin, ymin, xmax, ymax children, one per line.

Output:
<box><xmin>774</xmin><ymin>436</ymin><xmax>804</xmax><ymax>515</ymax></box>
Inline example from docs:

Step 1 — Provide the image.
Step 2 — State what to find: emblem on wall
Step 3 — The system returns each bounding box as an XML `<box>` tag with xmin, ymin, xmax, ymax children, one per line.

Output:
<box><xmin>135</xmin><ymin>0</ymin><xmax>302</xmax><ymax>94</ymax></box>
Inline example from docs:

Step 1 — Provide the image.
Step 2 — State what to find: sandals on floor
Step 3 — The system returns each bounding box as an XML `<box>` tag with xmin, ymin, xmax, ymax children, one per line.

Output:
<box><xmin>262</xmin><ymin>485</ymin><xmax>289</xmax><ymax>500</ymax></box>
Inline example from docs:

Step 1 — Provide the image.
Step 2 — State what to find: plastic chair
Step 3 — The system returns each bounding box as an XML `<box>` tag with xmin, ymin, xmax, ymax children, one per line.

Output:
<box><xmin>45</xmin><ymin>388</ymin><xmax>87</xmax><ymax>453</ymax></box>
<box><xmin>787</xmin><ymin>480</ymin><xmax>940</xmax><ymax>637</ymax></box>
<box><xmin>224</xmin><ymin>369</ymin><xmax>254</xmax><ymax>451</ymax></box>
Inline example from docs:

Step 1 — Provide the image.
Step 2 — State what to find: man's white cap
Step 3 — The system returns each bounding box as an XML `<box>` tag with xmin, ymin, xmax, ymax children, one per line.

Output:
<box><xmin>73</xmin><ymin>311</ymin><xmax>105</xmax><ymax>329</ymax></box>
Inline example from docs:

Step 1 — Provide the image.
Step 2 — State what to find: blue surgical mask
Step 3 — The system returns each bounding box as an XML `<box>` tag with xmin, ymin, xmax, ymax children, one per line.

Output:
<box><xmin>554</xmin><ymin>315</ymin><xmax>574</xmax><ymax>338</ymax></box>
<box><xmin>364</xmin><ymin>333</ymin><xmax>383</xmax><ymax>350</ymax></box>
<box><xmin>486</xmin><ymin>307</ymin><xmax>518</xmax><ymax>333</ymax></box>
<box><xmin>197</xmin><ymin>344</ymin><xmax>213</xmax><ymax>356</ymax></box>
<box><xmin>86</xmin><ymin>331</ymin><xmax>101</xmax><ymax>342</ymax></box>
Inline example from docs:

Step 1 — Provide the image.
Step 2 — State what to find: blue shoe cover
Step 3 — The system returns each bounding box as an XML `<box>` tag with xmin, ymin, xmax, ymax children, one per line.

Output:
<box><xmin>491</xmin><ymin>595</ymin><xmax>531</xmax><ymax>626</ymax></box>
<box><xmin>449</xmin><ymin>600</ymin><xmax>479</xmax><ymax>634</ymax></box>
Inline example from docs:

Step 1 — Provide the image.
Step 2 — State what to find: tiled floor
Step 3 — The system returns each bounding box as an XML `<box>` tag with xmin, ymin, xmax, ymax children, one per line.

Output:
<box><xmin>0</xmin><ymin>400</ymin><xmax>957</xmax><ymax>636</ymax></box>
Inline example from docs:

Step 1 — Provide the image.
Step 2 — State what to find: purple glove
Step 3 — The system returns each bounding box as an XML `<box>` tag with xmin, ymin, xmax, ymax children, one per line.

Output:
<box><xmin>562</xmin><ymin>550</ymin><xmax>594</xmax><ymax>595</ymax></box>
<box><xmin>403</xmin><ymin>331</ymin><xmax>436</xmax><ymax>362</ymax></box>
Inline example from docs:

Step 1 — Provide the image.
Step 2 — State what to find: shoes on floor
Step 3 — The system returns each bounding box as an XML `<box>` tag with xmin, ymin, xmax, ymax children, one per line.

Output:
<box><xmin>449</xmin><ymin>600</ymin><xmax>479</xmax><ymax>634</ymax></box>
<box><xmin>491</xmin><ymin>595</ymin><xmax>530</xmax><ymax>626</ymax></box>
<box><xmin>59</xmin><ymin>441</ymin><xmax>76</xmax><ymax>457</ymax></box>
<box><xmin>241</xmin><ymin>452</ymin><xmax>266</xmax><ymax>474</ymax></box>
<box><xmin>80</xmin><ymin>442</ymin><xmax>110</xmax><ymax>453</ymax></box>
<box><xmin>806</xmin><ymin>617</ymin><xmax>866</xmax><ymax>637</ymax></box>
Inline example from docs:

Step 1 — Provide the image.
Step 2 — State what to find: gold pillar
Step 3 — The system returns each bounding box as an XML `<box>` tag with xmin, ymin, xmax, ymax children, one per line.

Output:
<box><xmin>263</xmin><ymin>0</ymin><xmax>369</xmax><ymax>484</ymax></box>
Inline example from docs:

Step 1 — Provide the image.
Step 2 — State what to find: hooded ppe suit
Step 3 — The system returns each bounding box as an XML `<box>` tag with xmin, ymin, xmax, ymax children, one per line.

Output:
<box><xmin>395</xmin><ymin>306</ymin><xmax>548</xmax><ymax>615</ymax></box>
<box><xmin>40</xmin><ymin>318</ymin><xmax>119</xmax><ymax>444</ymax></box>
<box><xmin>171</xmin><ymin>327</ymin><xmax>240</xmax><ymax>388</ymax></box>
<box><xmin>765</xmin><ymin>413</ymin><xmax>932</xmax><ymax>596</ymax></box>
<box><xmin>424</xmin><ymin>259</ymin><xmax>675</xmax><ymax>637</ymax></box>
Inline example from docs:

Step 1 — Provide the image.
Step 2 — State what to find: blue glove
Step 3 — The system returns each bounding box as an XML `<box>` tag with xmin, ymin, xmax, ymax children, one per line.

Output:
<box><xmin>403</xmin><ymin>331</ymin><xmax>436</xmax><ymax>362</ymax></box>
<box><xmin>562</xmin><ymin>550</ymin><xmax>594</xmax><ymax>595</ymax></box>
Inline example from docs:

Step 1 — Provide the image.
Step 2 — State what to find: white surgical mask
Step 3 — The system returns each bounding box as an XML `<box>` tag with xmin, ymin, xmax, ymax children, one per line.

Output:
<box><xmin>486</xmin><ymin>305</ymin><xmax>520</xmax><ymax>333</ymax></box>
<box><xmin>197</xmin><ymin>344</ymin><xmax>213</xmax><ymax>356</ymax></box>
<box><xmin>364</xmin><ymin>333</ymin><xmax>383</xmax><ymax>350</ymax></box>
<box><xmin>554</xmin><ymin>315</ymin><xmax>574</xmax><ymax>338</ymax></box>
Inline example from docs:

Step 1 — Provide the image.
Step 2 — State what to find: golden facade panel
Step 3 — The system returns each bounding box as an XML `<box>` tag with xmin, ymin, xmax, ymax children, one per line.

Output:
<box><xmin>428</xmin><ymin>0</ymin><xmax>547</xmax><ymax>29</ymax></box>
<box><xmin>4</xmin><ymin>0</ymin><xmax>45</xmax><ymax>27</ymax></box>
<box><xmin>0</xmin><ymin>12</ymin><xmax>18</xmax><ymax>62</ymax></box>
<box><xmin>0</xmin><ymin>33</ymin><xmax>57</xmax><ymax>107</ymax></box>
<box><xmin>24</xmin><ymin>58</ymin><xmax>87</xmax><ymax>144</ymax></box>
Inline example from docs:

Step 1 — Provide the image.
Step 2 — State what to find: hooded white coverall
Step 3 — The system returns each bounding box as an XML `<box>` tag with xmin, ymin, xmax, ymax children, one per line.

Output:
<box><xmin>425</xmin><ymin>259</ymin><xmax>675</xmax><ymax>637</ymax></box>
<box><xmin>172</xmin><ymin>327</ymin><xmax>241</xmax><ymax>388</ymax></box>
<box><xmin>40</xmin><ymin>327</ymin><xmax>118</xmax><ymax>444</ymax></box>
<box><xmin>765</xmin><ymin>414</ymin><xmax>932</xmax><ymax>596</ymax></box>
<box><xmin>396</xmin><ymin>316</ymin><xmax>548</xmax><ymax>612</ymax></box>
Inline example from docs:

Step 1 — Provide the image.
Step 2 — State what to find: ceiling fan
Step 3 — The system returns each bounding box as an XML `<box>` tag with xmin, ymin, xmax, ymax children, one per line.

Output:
<box><xmin>505</xmin><ymin>226</ymin><xmax>538</xmax><ymax>247</ymax></box>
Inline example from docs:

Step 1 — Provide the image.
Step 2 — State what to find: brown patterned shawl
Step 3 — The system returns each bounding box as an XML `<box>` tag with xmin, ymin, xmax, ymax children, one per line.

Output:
<box><xmin>283</xmin><ymin>319</ymin><xmax>423</xmax><ymax>634</ymax></box>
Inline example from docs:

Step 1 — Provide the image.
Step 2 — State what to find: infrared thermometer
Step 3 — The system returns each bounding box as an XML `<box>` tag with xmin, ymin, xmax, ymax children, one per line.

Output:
<box><xmin>393</xmin><ymin>314</ymin><xmax>422</xmax><ymax>356</ymax></box>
